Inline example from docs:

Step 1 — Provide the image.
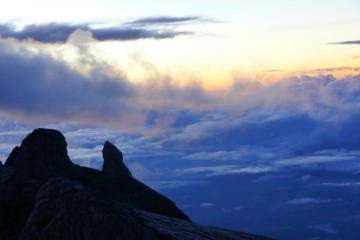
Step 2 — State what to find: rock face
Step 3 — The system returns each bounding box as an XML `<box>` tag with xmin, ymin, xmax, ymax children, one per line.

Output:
<box><xmin>0</xmin><ymin>128</ymin><xmax>274</xmax><ymax>240</ymax></box>
<box><xmin>102</xmin><ymin>140</ymin><xmax>132</xmax><ymax>177</ymax></box>
<box><xmin>18</xmin><ymin>177</ymin><xmax>144</xmax><ymax>240</ymax></box>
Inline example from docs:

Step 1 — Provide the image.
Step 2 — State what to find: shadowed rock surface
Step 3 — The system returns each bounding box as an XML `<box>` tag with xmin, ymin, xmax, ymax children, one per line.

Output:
<box><xmin>137</xmin><ymin>210</ymin><xmax>275</xmax><ymax>240</ymax></box>
<box><xmin>102</xmin><ymin>140</ymin><xmax>132</xmax><ymax>177</ymax></box>
<box><xmin>0</xmin><ymin>128</ymin><xmax>274</xmax><ymax>240</ymax></box>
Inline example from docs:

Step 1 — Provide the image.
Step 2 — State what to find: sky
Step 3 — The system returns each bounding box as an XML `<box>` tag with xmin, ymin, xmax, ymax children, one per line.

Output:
<box><xmin>1</xmin><ymin>1</ymin><xmax>360</xmax><ymax>239</ymax></box>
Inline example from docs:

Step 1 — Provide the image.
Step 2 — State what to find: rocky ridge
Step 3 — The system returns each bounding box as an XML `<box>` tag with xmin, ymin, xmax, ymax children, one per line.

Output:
<box><xmin>0</xmin><ymin>128</ymin><xmax>274</xmax><ymax>240</ymax></box>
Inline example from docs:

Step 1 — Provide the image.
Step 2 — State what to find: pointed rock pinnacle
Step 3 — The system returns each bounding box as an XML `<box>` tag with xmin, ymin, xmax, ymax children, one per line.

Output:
<box><xmin>102</xmin><ymin>141</ymin><xmax>132</xmax><ymax>178</ymax></box>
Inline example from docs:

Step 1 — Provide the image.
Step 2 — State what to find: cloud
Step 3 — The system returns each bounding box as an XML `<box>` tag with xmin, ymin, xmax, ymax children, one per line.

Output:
<box><xmin>160</xmin><ymin>75</ymin><xmax>359</xmax><ymax>153</ymax></box>
<box><xmin>286</xmin><ymin>197</ymin><xmax>338</xmax><ymax>205</ymax></box>
<box><xmin>263</xmin><ymin>69</ymin><xmax>284</xmax><ymax>73</ymax></box>
<box><xmin>2</xmin><ymin>54</ymin><xmax>360</xmax><ymax>239</ymax></box>
<box><xmin>200</xmin><ymin>203</ymin><xmax>216</xmax><ymax>208</ymax></box>
<box><xmin>308</xmin><ymin>223</ymin><xmax>337</xmax><ymax>234</ymax></box>
<box><xmin>0</xmin><ymin>124</ymin><xmax>30</xmax><ymax>163</ymax></box>
<box><xmin>0</xmin><ymin>143</ymin><xmax>17</xmax><ymax>163</ymax></box>
<box><xmin>275</xmin><ymin>155</ymin><xmax>356</xmax><ymax>167</ymax></box>
<box><xmin>295</xmin><ymin>66</ymin><xmax>360</xmax><ymax>75</ymax></box>
<box><xmin>3</xmin><ymin>33</ymin><xmax>360</xmax><ymax>143</ymax></box>
<box><xmin>0</xmin><ymin>21</ymin><xmax>193</xmax><ymax>43</ymax></box>
<box><xmin>320</xmin><ymin>182</ymin><xmax>360</xmax><ymax>187</ymax></box>
<box><xmin>68</xmin><ymin>147</ymin><xmax>103</xmax><ymax>168</ymax></box>
<box><xmin>232</xmin><ymin>206</ymin><xmax>243</xmax><ymax>211</ymax></box>
<box><xmin>127</xmin><ymin>16</ymin><xmax>203</xmax><ymax>26</ymax></box>
<box><xmin>183</xmin><ymin>148</ymin><xmax>275</xmax><ymax>162</ymax></box>
<box><xmin>329</xmin><ymin>40</ymin><xmax>360</xmax><ymax>45</ymax></box>
<box><xmin>2</xmin><ymin>30</ymin><xmax>360</xmax><ymax>181</ymax></box>
<box><xmin>253</xmin><ymin>173</ymin><xmax>292</xmax><ymax>183</ymax></box>
<box><xmin>91</xmin><ymin>28</ymin><xmax>191</xmax><ymax>42</ymax></box>
<box><xmin>0</xmin><ymin>38</ymin><xmax>218</xmax><ymax>128</ymax></box>
<box><xmin>0</xmin><ymin>42</ymin><xmax>138</xmax><ymax>125</ymax></box>
<box><xmin>300</xmin><ymin>175</ymin><xmax>312</xmax><ymax>181</ymax></box>
<box><xmin>2</xmin><ymin>69</ymin><xmax>360</xmax><ymax>239</ymax></box>
<box><xmin>147</xmin><ymin>180</ymin><xmax>206</xmax><ymax>190</ymax></box>
<box><xmin>270</xmin><ymin>151</ymin><xmax>360</xmax><ymax>172</ymax></box>
<box><xmin>183</xmin><ymin>165</ymin><xmax>275</xmax><ymax>177</ymax></box>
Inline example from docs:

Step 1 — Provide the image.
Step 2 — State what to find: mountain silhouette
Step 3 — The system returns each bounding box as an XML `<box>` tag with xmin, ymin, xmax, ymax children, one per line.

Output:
<box><xmin>0</xmin><ymin>128</ymin><xmax>274</xmax><ymax>240</ymax></box>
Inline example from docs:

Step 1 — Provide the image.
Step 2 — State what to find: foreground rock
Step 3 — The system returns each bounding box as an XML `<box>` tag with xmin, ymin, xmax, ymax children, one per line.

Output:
<box><xmin>0</xmin><ymin>128</ymin><xmax>274</xmax><ymax>240</ymax></box>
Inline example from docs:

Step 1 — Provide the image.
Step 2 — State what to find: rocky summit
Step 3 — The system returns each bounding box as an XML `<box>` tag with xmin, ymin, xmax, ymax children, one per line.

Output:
<box><xmin>0</xmin><ymin>128</ymin><xmax>274</xmax><ymax>240</ymax></box>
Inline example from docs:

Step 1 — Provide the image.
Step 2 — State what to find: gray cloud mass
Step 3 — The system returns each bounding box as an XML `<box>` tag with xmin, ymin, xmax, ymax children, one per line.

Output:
<box><xmin>329</xmin><ymin>40</ymin><xmax>360</xmax><ymax>45</ymax></box>
<box><xmin>127</xmin><ymin>16</ymin><xmax>202</xmax><ymax>26</ymax></box>
<box><xmin>0</xmin><ymin>17</ymin><xmax>198</xmax><ymax>43</ymax></box>
<box><xmin>0</xmin><ymin>43</ymin><xmax>136</xmax><ymax>122</ymax></box>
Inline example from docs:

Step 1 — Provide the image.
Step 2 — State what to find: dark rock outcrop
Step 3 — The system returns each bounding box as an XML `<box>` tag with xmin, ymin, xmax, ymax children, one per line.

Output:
<box><xmin>0</xmin><ymin>128</ymin><xmax>274</xmax><ymax>240</ymax></box>
<box><xmin>18</xmin><ymin>177</ymin><xmax>145</xmax><ymax>240</ymax></box>
<box><xmin>102</xmin><ymin>140</ymin><xmax>132</xmax><ymax>177</ymax></box>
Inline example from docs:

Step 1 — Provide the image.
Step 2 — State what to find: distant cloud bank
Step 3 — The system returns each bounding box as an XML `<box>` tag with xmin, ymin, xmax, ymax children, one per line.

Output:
<box><xmin>329</xmin><ymin>40</ymin><xmax>360</xmax><ymax>45</ymax></box>
<box><xmin>0</xmin><ymin>15</ymin><xmax>206</xmax><ymax>43</ymax></box>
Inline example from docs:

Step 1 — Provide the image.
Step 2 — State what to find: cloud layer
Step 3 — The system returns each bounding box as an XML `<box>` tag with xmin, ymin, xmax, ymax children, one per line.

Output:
<box><xmin>0</xmin><ymin>41</ymin><xmax>135</xmax><ymax>123</ymax></box>
<box><xmin>330</xmin><ymin>40</ymin><xmax>360</xmax><ymax>45</ymax></box>
<box><xmin>2</xmin><ymin>34</ymin><xmax>360</xmax><ymax>155</ymax></box>
<box><xmin>127</xmin><ymin>16</ymin><xmax>202</xmax><ymax>26</ymax></box>
<box><xmin>0</xmin><ymin>16</ymin><xmax>203</xmax><ymax>43</ymax></box>
<box><xmin>1</xmin><ymin>21</ymin><xmax>360</xmax><ymax>240</ymax></box>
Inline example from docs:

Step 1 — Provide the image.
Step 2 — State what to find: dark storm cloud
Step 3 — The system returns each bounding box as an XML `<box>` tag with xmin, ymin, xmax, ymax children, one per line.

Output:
<box><xmin>329</xmin><ymin>40</ymin><xmax>360</xmax><ymax>45</ymax></box>
<box><xmin>0</xmin><ymin>22</ymin><xmax>192</xmax><ymax>43</ymax></box>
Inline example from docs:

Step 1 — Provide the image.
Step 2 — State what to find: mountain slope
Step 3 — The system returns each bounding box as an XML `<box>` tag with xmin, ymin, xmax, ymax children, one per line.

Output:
<box><xmin>0</xmin><ymin>128</ymin><xmax>274</xmax><ymax>240</ymax></box>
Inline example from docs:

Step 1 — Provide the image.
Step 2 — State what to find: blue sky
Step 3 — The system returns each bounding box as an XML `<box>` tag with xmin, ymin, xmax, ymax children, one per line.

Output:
<box><xmin>1</xmin><ymin>1</ymin><xmax>360</xmax><ymax>239</ymax></box>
